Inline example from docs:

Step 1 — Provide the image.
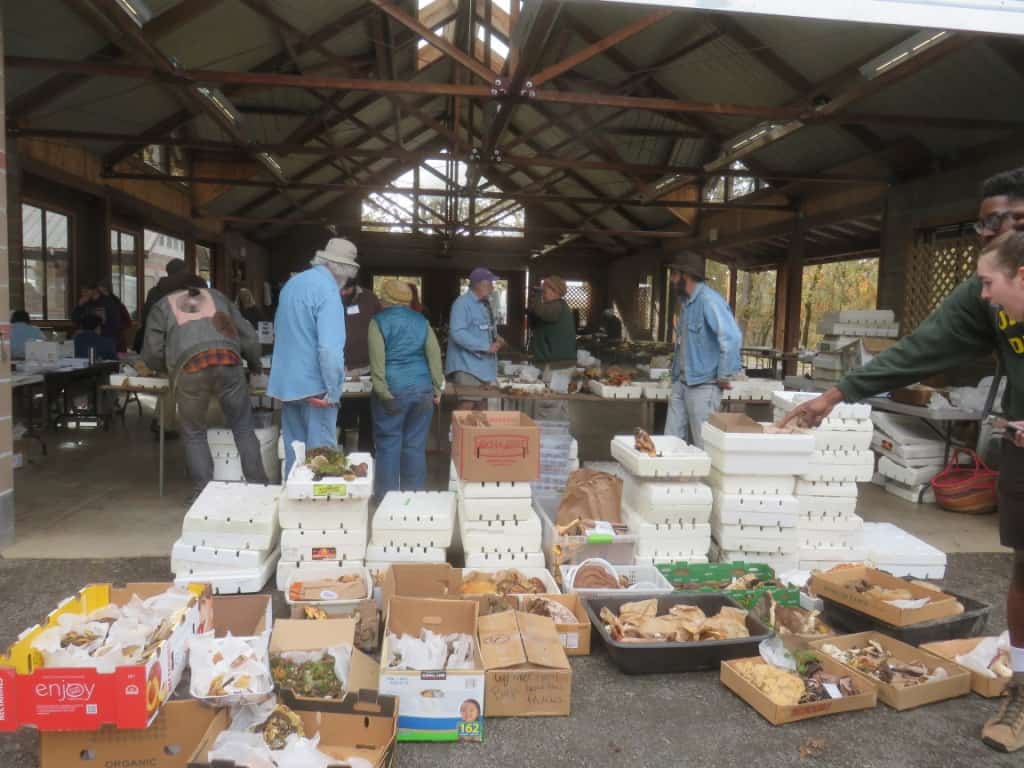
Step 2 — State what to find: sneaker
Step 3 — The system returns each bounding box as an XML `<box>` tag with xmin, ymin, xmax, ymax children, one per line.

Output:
<box><xmin>983</xmin><ymin>683</ymin><xmax>1024</xmax><ymax>752</ymax></box>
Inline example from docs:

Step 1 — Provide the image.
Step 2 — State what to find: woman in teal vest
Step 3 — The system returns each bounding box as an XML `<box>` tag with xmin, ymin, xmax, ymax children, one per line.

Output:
<box><xmin>368</xmin><ymin>280</ymin><xmax>446</xmax><ymax>498</ymax></box>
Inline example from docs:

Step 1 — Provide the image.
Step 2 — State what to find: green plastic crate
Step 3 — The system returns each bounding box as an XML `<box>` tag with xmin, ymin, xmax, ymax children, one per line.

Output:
<box><xmin>656</xmin><ymin>560</ymin><xmax>801</xmax><ymax>609</ymax></box>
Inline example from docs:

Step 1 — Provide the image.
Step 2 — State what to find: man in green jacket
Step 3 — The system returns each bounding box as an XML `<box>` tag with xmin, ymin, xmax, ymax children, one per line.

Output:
<box><xmin>528</xmin><ymin>275</ymin><xmax>577</xmax><ymax>421</ymax></box>
<box><xmin>782</xmin><ymin>167</ymin><xmax>1024</xmax><ymax>753</ymax></box>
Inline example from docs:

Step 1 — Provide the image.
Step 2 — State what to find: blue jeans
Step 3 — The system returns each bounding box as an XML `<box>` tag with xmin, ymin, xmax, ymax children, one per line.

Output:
<box><xmin>282</xmin><ymin>400</ymin><xmax>340</xmax><ymax>476</ymax></box>
<box><xmin>664</xmin><ymin>379</ymin><xmax>721</xmax><ymax>448</ymax></box>
<box><xmin>371</xmin><ymin>389</ymin><xmax>434</xmax><ymax>498</ymax></box>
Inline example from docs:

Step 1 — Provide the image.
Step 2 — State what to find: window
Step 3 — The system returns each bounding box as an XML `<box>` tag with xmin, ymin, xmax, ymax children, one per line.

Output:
<box><xmin>702</xmin><ymin>161</ymin><xmax>769</xmax><ymax>203</ymax></box>
<box><xmin>196</xmin><ymin>244</ymin><xmax>213</xmax><ymax>287</ymax></box>
<box><xmin>460</xmin><ymin>278</ymin><xmax>509</xmax><ymax>326</ymax></box>
<box><xmin>705</xmin><ymin>259</ymin><xmax>732</xmax><ymax>303</ymax></box>
<box><xmin>361</xmin><ymin>159</ymin><xmax>525</xmax><ymax>238</ymax></box>
<box><xmin>564</xmin><ymin>280</ymin><xmax>592</xmax><ymax>330</ymax></box>
<box><xmin>800</xmin><ymin>258</ymin><xmax>880</xmax><ymax>348</ymax></box>
<box><xmin>110</xmin><ymin>229</ymin><xmax>138</xmax><ymax>318</ymax></box>
<box><xmin>143</xmin><ymin>229</ymin><xmax>185</xmax><ymax>297</ymax></box>
<box><xmin>636</xmin><ymin>273</ymin><xmax>654</xmax><ymax>332</ymax></box>
<box><xmin>735</xmin><ymin>269</ymin><xmax>777</xmax><ymax>348</ymax></box>
<box><xmin>22</xmin><ymin>203</ymin><xmax>70</xmax><ymax>320</ymax></box>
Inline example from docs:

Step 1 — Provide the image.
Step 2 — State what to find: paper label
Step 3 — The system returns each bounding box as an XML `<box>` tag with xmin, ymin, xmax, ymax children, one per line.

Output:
<box><xmin>313</xmin><ymin>484</ymin><xmax>347</xmax><ymax>498</ymax></box>
<box><xmin>824</xmin><ymin>683</ymin><xmax>841</xmax><ymax>699</ymax></box>
<box><xmin>312</xmin><ymin>547</ymin><xmax>337</xmax><ymax>561</ymax></box>
<box><xmin>347</xmin><ymin>306</ymin><xmax>360</xmax><ymax>315</ymax></box>
<box><xmin>560</xmin><ymin>632</ymin><xmax>580</xmax><ymax>650</ymax></box>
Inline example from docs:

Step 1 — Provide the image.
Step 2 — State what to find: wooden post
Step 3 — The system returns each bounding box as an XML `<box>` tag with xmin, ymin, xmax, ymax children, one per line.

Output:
<box><xmin>781</xmin><ymin>217</ymin><xmax>805</xmax><ymax>376</ymax></box>
<box><xmin>728</xmin><ymin>264</ymin><xmax>738</xmax><ymax>312</ymax></box>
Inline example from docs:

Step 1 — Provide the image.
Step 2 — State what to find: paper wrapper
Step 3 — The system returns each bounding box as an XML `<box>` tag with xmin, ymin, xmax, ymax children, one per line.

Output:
<box><xmin>190</xmin><ymin>632</ymin><xmax>274</xmax><ymax>705</ymax></box>
<box><xmin>557</xmin><ymin>469</ymin><xmax>623</xmax><ymax>526</ymax></box>
<box><xmin>386</xmin><ymin>630</ymin><xmax>475</xmax><ymax>671</ymax></box>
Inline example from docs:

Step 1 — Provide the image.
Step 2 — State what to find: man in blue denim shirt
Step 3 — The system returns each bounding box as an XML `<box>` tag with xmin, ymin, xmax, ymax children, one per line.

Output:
<box><xmin>664</xmin><ymin>252</ymin><xmax>743</xmax><ymax>448</ymax></box>
<box><xmin>446</xmin><ymin>267</ymin><xmax>504</xmax><ymax>409</ymax></box>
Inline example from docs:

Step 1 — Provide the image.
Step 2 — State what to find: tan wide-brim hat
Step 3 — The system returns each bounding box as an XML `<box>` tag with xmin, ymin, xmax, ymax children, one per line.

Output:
<box><xmin>381</xmin><ymin>279</ymin><xmax>413</xmax><ymax>307</ymax></box>
<box><xmin>315</xmin><ymin>237</ymin><xmax>359</xmax><ymax>268</ymax></box>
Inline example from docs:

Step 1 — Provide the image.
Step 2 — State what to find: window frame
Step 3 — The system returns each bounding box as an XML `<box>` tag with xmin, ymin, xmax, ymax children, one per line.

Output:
<box><xmin>110</xmin><ymin>226</ymin><xmax>142</xmax><ymax>318</ymax></box>
<box><xmin>22</xmin><ymin>198</ymin><xmax>75</xmax><ymax>322</ymax></box>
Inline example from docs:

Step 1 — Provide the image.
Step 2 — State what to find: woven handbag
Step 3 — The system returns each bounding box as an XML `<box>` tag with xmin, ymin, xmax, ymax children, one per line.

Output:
<box><xmin>931</xmin><ymin>448</ymin><xmax>998</xmax><ymax>515</ymax></box>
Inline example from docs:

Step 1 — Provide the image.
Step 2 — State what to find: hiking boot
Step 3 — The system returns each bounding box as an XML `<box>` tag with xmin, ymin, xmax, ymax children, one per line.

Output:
<box><xmin>983</xmin><ymin>683</ymin><xmax>1024</xmax><ymax>752</ymax></box>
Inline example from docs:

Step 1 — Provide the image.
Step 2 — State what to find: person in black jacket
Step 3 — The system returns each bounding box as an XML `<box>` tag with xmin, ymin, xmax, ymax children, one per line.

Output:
<box><xmin>134</xmin><ymin>258</ymin><xmax>207</xmax><ymax>352</ymax></box>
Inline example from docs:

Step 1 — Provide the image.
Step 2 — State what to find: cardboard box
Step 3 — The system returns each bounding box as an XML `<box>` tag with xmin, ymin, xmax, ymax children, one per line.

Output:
<box><xmin>269</xmin><ymin>618</ymin><xmax>382</xmax><ymax>703</ymax></box>
<box><xmin>479</xmin><ymin>611</ymin><xmax>571</xmax><ymax>717</ymax></box>
<box><xmin>289</xmin><ymin>599</ymin><xmax>380</xmax><ymax>653</ymax></box>
<box><xmin>380</xmin><ymin>564</ymin><xmax>588</xmax><ymax>654</ymax></box>
<box><xmin>707</xmin><ymin>412</ymin><xmax>763</xmax><ymax>433</ymax></box>
<box><xmin>0</xmin><ymin>582</ymin><xmax>210</xmax><ymax>732</ymax></box>
<box><xmin>922</xmin><ymin>638</ymin><xmax>1011</xmax><ymax>698</ymax></box>
<box><xmin>451</xmin><ymin>411</ymin><xmax>540</xmax><ymax>482</ymax></box>
<box><xmin>720</xmin><ymin>655</ymin><xmax>877</xmax><ymax>725</ymax></box>
<box><xmin>209</xmin><ymin>593</ymin><xmax>272</xmax><ymax>638</ymax></box>
<box><xmin>378</xmin><ymin>597</ymin><xmax>485</xmax><ymax>742</ymax></box>
<box><xmin>40</xmin><ymin>700</ymin><xmax>217</xmax><ymax>768</ymax></box>
<box><xmin>811</xmin><ymin>632</ymin><xmax>971</xmax><ymax>710</ymax></box>
<box><xmin>809</xmin><ymin>566</ymin><xmax>961</xmax><ymax>626</ymax></box>
<box><xmin>188</xmin><ymin>689</ymin><xmax>399</xmax><ymax>768</ymax></box>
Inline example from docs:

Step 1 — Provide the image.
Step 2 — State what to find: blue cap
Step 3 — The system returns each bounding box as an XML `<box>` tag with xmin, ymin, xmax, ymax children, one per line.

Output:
<box><xmin>469</xmin><ymin>267</ymin><xmax>498</xmax><ymax>284</ymax></box>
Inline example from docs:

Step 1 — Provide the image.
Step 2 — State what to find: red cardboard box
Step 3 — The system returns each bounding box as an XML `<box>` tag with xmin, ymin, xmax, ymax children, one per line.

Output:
<box><xmin>0</xmin><ymin>582</ymin><xmax>210</xmax><ymax>732</ymax></box>
<box><xmin>451</xmin><ymin>411</ymin><xmax>540</xmax><ymax>482</ymax></box>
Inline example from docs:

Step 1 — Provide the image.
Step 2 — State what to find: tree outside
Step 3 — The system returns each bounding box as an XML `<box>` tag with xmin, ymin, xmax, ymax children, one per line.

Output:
<box><xmin>800</xmin><ymin>258</ymin><xmax>880</xmax><ymax>349</ymax></box>
<box><xmin>735</xmin><ymin>269</ymin><xmax>777</xmax><ymax>348</ymax></box>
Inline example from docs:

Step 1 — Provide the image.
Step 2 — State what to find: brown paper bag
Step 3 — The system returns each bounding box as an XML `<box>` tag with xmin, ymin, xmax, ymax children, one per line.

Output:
<box><xmin>557</xmin><ymin>468</ymin><xmax>623</xmax><ymax>525</ymax></box>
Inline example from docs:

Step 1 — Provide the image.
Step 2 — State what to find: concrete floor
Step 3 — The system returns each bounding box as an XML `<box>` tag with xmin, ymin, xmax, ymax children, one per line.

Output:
<box><xmin>0</xmin><ymin>552</ymin><xmax>1016</xmax><ymax>768</ymax></box>
<box><xmin>1</xmin><ymin>401</ymin><xmax>1007</xmax><ymax>559</ymax></box>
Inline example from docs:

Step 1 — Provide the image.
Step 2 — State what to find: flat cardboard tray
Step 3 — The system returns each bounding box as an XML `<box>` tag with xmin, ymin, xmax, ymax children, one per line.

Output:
<box><xmin>921</xmin><ymin>637</ymin><xmax>1011</xmax><ymax>698</ymax></box>
<box><xmin>284</xmin><ymin>564</ymin><xmax>373</xmax><ymax>607</ymax></box>
<box><xmin>811</xmin><ymin>631</ymin><xmax>971</xmax><ymax>710</ymax></box>
<box><xmin>821</xmin><ymin>590</ymin><xmax>989</xmax><ymax>645</ymax></box>
<box><xmin>809</xmin><ymin>566</ymin><xmax>961</xmax><ymax>627</ymax></box>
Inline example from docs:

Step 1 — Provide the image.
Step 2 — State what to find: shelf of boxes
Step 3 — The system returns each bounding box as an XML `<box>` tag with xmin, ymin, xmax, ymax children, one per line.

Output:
<box><xmin>173</xmin><ymin>482</ymin><xmax>283</xmax><ymax>593</ymax></box>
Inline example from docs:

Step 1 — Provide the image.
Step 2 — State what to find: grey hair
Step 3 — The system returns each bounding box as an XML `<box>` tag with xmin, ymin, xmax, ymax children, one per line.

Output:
<box><xmin>311</xmin><ymin>255</ymin><xmax>358</xmax><ymax>285</ymax></box>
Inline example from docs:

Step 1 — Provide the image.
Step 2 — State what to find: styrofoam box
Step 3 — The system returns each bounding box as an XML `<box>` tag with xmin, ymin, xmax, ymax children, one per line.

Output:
<box><xmin>559</xmin><ymin>564</ymin><xmax>674</xmax><ymax>597</ymax></box>
<box><xmin>871</xmin><ymin>432</ymin><xmax>946</xmax><ymax>463</ymax></box>
<box><xmin>285</xmin><ymin>452</ymin><xmax>374</xmax><ymax>500</ymax></box>
<box><xmin>717</xmin><ymin>551</ymin><xmax>799</xmax><ymax>574</ymax></box>
<box><xmin>711</xmin><ymin>536</ymin><xmax>798</xmax><ymax>557</ymax></box>
<box><xmin>278</xmin><ymin>496</ymin><xmax>369</xmax><ymax>531</ymax></box>
<box><xmin>568</xmin><ymin>459</ymin><xmax>581</xmax><ymax>471</ymax></box>
<box><xmin>460</xmin><ymin>513</ymin><xmax>542</xmax><ymax>553</ymax></box>
<box><xmin>174</xmin><ymin>549</ymin><xmax>279</xmax><ymax>595</ymax></box>
<box><xmin>459</xmin><ymin>496</ymin><xmax>534</xmax><ymax>523</ymax></box>
<box><xmin>877</xmin><ymin>456</ymin><xmax>942</xmax><ymax>486</ymax></box>
<box><xmin>464</xmin><ymin>550</ymin><xmax>547</xmax><ymax>568</ymax></box>
<box><xmin>772</xmin><ymin>410</ymin><xmax>875</xmax><ymax>433</ymax></box>
<box><xmin>180</xmin><ymin>482</ymin><xmax>282</xmax><ymax>551</ymax></box>
<box><xmin>884</xmin><ymin>479</ymin><xmax>936</xmax><ymax>505</ymax></box>
<box><xmin>635</xmin><ymin>555</ymin><xmax>710</xmax><ymax>566</ymax></box>
<box><xmin>588</xmin><ymin>380</ymin><xmax>644</xmax><ymax>400</ymax></box>
<box><xmin>798</xmin><ymin>546</ymin><xmax>867</xmax><ymax>564</ymax></box>
<box><xmin>280</xmin><ymin>528</ymin><xmax>368</xmax><ymax>562</ymax></box>
<box><xmin>171</xmin><ymin>539</ymin><xmax>271</xmax><ymax>570</ymax></box>
<box><xmin>798</xmin><ymin>510</ymin><xmax>863</xmax><ymax>531</ymax></box>
<box><xmin>276</xmin><ymin>559</ymin><xmax>365</xmax><ymax>591</ymax></box>
<box><xmin>872</xmin><ymin>412</ymin><xmax>948</xmax><ymax>447</ymax></box>
<box><xmin>772</xmin><ymin>391</ymin><xmax>872</xmax><ymax>421</ymax></box>
<box><xmin>622</xmin><ymin>475</ymin><xmax>713</xmax><ymax>523</ymax></box>
<box><xmin>702</xmin><ymin>425</ymin><xmax>814</xmax><ymax>476</ymax></box>
<box><xmin>210</xmin><ymin>427</ymin><xmax>282</xmax><ymax>484</ymax></box>
<box><xmin>109</xmin><ymin>374</ymin><xmax>169</xmax><ymax>391</ymax></box>
<box><xmin>635</xmin><ymin>538</ymin><xmax>712</xmax><ymax>561</ymax></box>
<box><xmin>814</xmin><ymin>430</ymin><xmax>874</xmax><ymax>452</ymax></box>
<box><xmin>721</xmin><ymin>380</ymin><xmax>782</xmax><ymax>401</ymax></box>
<box><xmin>800</xmin><ymin>451</ymin><xmax>875</xmax><ymax>483</ymax></box>
<box><xmin>364</xmin><ymin>542</ymin><xmax>447</xmax><ymax>564</ymax></box>
<box><xmin>711</xmin><ymin>494</ymin><xmax>799</xmax><ymax>527</ymax></box>
<box><xmin>799</xmin><ymin>528</ymin><xmax>865</xmax><ymax>550</ymax></box>
<box><xmin>623</xmin><ymin>506</ymin><xmax>712</xmax><ymax>545</ymax></box>
<box><xmin>285</xmin><ymin>564</ymin><xmax>373</xmax><ymax>607</ymax></box>
<box><xmin>457</xmin><ymin>478</ymin><xmax>532</xmax><ymax>500</ymax></box>
<box><xmin>864</xmin><ymin>522</ymin><xmax>946</xmax><ymax>569</ymax></box>
<box><xmin>342</xmin><ymin>378</ymin><xmax>372</xmax><ymax>394</ymax></box>
<box><xmin>712</xmin><ymin>525</ymin><xmax>798</xmax><ymax>552</ymax></box>
<box><xmin>818</xmin><ymin>322</ymin><xmax>899</xmax><ymax>338</ymax></box>
<box><xmin>819</xmin><ymin>309</ymin><xmax>895</xmax><ymax>326</ymax></box>
<box><xmin>460</xmin><ymin>566</ymin><xmax>560</xmax><ymax>594</ymax></box>
<box><xmin>638</xmin><ymin>365</ymin><xmax>671</xmax><ymax>380</ymax></box>
<box><xmin>795</xmin><ymin>479</ymin><xmax>858</xmax><ymax>498</ymax></box>
<box><xmin>705</xmin><ymin>446</ymin><xmax>803</xmax><ymax>476</ymax></box>
<box><xmin>611</xmin><ymin>435</ymin><xmax>711</xmax><ymax>478</ymax></box>
<box><xmin>374</xmin><ymin>491</ymin><xmax>455</xmax><ymax>528</ymax></box>
<box><xmin>640</xmin><ymin>383</ymin><xmax>672</xmax><ymax>400</ymax></box>
<box><xmin>568</xmin><ymin>438</ymin><xmax>579</xmax><ymax>460</ymax></box>
<box><xmin>707</xmin><ymin>468</ymin><xmax>796</xmax><ymax>497</ymax></box>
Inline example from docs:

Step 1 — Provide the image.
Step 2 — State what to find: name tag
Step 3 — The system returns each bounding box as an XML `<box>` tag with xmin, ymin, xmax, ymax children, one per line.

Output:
<box><xmin>346</xmin><ymin>306</ymin><xmax>360</xmax><ymax>316</ymax></box>
<box><xmin>478</xmin><ymin>323</ymin><xmax>490</xmax><ymax>330</ymax></box>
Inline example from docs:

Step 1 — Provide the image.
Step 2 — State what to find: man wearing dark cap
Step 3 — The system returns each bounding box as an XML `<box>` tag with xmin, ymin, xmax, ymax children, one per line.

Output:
<box><xmin>446</xmin><ymin>267</ymin><xmax>504</xmax><ymax>410</ymax></box>
<box><xmin>664</xmin><ymin>252</ymin><xmax>742</xmax><ymax>448</ymax></box>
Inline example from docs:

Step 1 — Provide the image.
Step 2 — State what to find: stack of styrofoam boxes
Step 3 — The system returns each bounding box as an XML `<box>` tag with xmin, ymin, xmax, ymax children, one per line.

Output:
<box><xmin>275</xmin><ymin>454</ymin><xmax>373</xmax><ymax>590</ymax></box>
<box><xmin>703</xmin><ymin>419</ymin><xmax>815</xmax><ymax>573</ymax></box>
<box><xmin>863</xmin><ymin>521</ymin><xmax>947</xmax><ymax>579</ymax></box>
<box><xmin>871</xmin><ymin>411</ymin><xmax>944</xmax><ymax>504</ymax></box>
<box><xmin>773</xmin><ymin>392</ymin><xmax>873</xmax><ymax>571</ymax></box>
<box><xmin>458</xmin><ymin>480</ymin><xmax>544</xmax><ymax>568</ymax></box>
<box><xmin>366</xmin><ymin>491</ymin><xmax>455</xmax><ymax>576</ymax></box>
<box><xmin>532</xmin><ymin>420</ymin><xmax>574</xmax><ymax>496</ymax></box>
<box><xmin>209</xmin><ymin>426</ymin><xmax>282</xmax><ymax>484</ymax></box>
<box><xmin>611</xmin><ymin>435</ymin><xmax>713</xmax><ymax>565</ymax></box>
<box><xmin>817</xmin><ymin>310</ymin><xmax>900</xmax><ymax>340</ymax></box>
<box><xmin>721</xmin><ymin>379</ymin><xmax>783</xmax><ymax>403</ymax></box>
<box><xmin>172</xmin><ymin>482</ymin><xmax>282</xmax><ymax>594</ymax></box>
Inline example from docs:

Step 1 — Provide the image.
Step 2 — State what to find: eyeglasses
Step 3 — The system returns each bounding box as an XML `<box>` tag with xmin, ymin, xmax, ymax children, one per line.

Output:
<box><xmin>974</xmin><ymin>210</ymin><xmax>1013</xmax><ymax>235</ymax></box>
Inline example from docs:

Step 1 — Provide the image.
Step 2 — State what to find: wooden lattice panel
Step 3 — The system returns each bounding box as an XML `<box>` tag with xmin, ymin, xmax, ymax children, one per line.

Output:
<box><xmin>903</xmin><ymin>234</ymin><xmax>978</xmax><ymax>333</ymax></box>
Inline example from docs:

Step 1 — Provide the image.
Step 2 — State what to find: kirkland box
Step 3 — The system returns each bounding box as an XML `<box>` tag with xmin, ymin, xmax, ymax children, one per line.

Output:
<box><xmin>809</xmin><ymin>566</ymin><xmax>962</xmax><ymax>627</ymax></box>
<box><xmin>812</xmin><ymin>631</ymin><xmax>971</xmax><ymax>710</ymax></box>
<box><xmin>40</xmin><ymin>700</ymin><xmax>217</xmax><ymax>768</ymax></box>
<box><xmin>378</xmin><ymin>596</ymin><xmax>485</xmax><ymax>742</ymax></box>
<box><xmin>188</xmin><ymin>690</ymin><xmax>398</xmax><ymax>768</ymax></box>
<box><xmin>720</xmin><ymin>654</ymin><xmax>878</xmax><ymax>725</ymax></box>
<box><xmin>0</xmin><ymin>582</ymin><xmax>210</xmax><ymax>732</ymax></box>
<box><xmin>451</xmin><ymin>411</ymin><xmax>540</xmax><ymax>482</ymax></box>
<box><xmin>479</xmin><ymin>611</ymin><xmax>571</xmax><ymax>717</ymax></box>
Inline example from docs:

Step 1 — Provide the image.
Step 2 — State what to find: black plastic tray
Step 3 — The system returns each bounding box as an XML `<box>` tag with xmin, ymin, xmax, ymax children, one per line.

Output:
<box><xmin>821</xmin><ymin>590</ymin><xmax>990</xmax><ymax>645</ymax></box>
<box><xmin>584</xmin><ymin>593</ymin><xmax>773</xmax><ymax>675</ymax></box>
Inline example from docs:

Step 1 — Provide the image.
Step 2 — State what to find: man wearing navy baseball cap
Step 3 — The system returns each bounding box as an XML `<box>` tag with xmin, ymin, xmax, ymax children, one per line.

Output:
<box><xmin>446</xmin><ymin>267</ymin><xmax>505</xmax><ymax>409</ymax></box>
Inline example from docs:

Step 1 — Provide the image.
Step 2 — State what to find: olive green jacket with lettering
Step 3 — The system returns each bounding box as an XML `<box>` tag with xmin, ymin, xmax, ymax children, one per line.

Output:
<box><xmin>838</xmin><ymin>275</ymin><xmax>1023</xmax><ymax>418</ymax></box>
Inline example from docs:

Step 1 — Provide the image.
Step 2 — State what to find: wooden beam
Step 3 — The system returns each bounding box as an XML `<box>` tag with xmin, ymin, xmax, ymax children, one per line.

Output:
<box><xmin>530</xmin><ymin>9</ymin><xmax>672</xmax><ymax>87</ymax></box>
<box><xmin>371</xmin><ymin>0</ymin><xmax>498</xmax><ymax>83</ymax></box>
